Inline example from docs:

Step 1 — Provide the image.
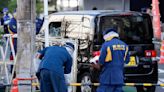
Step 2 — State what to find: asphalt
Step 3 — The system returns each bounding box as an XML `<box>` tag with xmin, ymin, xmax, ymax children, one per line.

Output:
<box><xmin>123</xmin><ymin>63</ymin><xmax>164</xmax><ymax>92</ymax></box>
<box><xmin>123</xmin><ymin>86</ymin><xmax>137</xmax><ymax>92</ymax></box>
<box><xmin>156</xmin><ymin>64</ymin><xmax>164</xmax><ymax>92</ymax></box>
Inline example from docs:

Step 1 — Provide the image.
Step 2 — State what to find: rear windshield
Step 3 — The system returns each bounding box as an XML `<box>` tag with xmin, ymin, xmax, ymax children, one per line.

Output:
<box><xmin>97</xmin><ymin>15</ymin><xmax>153</xmax><ymax>44</ymax></box>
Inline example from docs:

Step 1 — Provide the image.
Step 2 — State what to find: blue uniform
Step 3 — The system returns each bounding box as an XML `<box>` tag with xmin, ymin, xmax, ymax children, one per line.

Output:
<box><xmin>97</xmin><ymin>38</ymin><xmax>130</xmax><ymax>92</ymax></box>
<box><xmin>8</xmin><ymin>17</ymin><xmax>17</xmax><ymax>34</ymax></box>
<box><xmin>38</xmin><ymin>46</ymin><xmax>72</xmax><ymax>92</ymax></box>
<box><xmin>2</xmin><ymin>8</ymin><xmax>10</xmax><ymax>27</ymax></box>
<box><xmin>2</xmin><ymin>14</ymin><xmax>11</xmax><ymax>34</ymax></box>
<box><xmin>8</xmin><ymin>17</ymin><xmax>43</xmax><ymax>54</ymax></box>
<box><xmin>36</xmin><ymin>17</ymin><xmax>44</xmax><ymax>35</ymax></box>
<box><xmin>8</xmin><ymin>17</ymin><xmax>43</xmax><ymax>34</ymax></box>
<box><xmin>3</xmin><ymin>14</ymin><xmax>11</xmax><ymax>25</ymax></box>
<box><xmin>8</xmin><ymin>17</ymin><xmax>17</xmax><ymax>54</ymax></box>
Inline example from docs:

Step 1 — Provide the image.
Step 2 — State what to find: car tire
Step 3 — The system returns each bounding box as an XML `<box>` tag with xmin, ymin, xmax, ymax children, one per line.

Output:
<box><xmin>146</xmin><ymin>86</ymin><xmax>156</xmax><ymax>92</ymax></box>
<box><xmin>77</xmin><ymin>72</ymin><xmax>96</xmax><ymax>92</ymax></box>
<box><xmin>136</xmin><ymin>86</ymin><xmax>156</xmax><ymax>92</ymax></box>
<box><xmin>136</xmin><ymin>86</ymin><xmax>144</xmax><ymax>92</ymax></box>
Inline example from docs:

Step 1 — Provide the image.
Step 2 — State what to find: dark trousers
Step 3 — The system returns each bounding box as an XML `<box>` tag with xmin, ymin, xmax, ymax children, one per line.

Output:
<box><xmin>40</xmin><ymin>69</ymin><xmax>67</xmax><ymax>92</ymax></box>
<box><xmin>96</xmin><ymin>85</ymin><xmax>123</xmax><ymax>92</ymax></box>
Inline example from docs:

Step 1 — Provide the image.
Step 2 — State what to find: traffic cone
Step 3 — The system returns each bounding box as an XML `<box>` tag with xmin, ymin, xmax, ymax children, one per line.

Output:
<box><xmin>10</xmin><ymin>78</ymin><xmax>18</xmax><ymax>92</ymax></box>
<box><xmin>10</xmin><ymin>55</ymin><xmax>13</xmax><ymax>60</ymax></box>
<box><xmin>159</xmin><ymin>40</ymin><xmax>164</xmax><ymax>64</ymax></box>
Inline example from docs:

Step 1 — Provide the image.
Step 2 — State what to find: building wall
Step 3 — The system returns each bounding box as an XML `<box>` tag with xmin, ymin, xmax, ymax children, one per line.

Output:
<box><xmin>55</xmin><ymin>0</ymin><xmax>130</xmax><ymax>11</ymax></box>
<box><xmin>82</xmin><ymin>0</ymin><xmax>130</xmax><ymax>10</ymax></box>
<box><xmin>130</xmin><ymin>0</ymin><xmax>164</xmax><ymax>23</ymax></box>
<box><xmin>159</xmin><ymin>0</ymin><xmax>164</xmax><ymax>22</ymax></box>
<box><xmin>130</xmin><ymin>0</ymin><xmax>152</xmax><ymax>11</ymax></box>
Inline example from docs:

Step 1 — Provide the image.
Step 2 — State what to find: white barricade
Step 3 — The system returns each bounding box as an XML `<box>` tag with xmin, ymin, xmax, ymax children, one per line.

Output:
<box><xmin>35</xmin><ymin>37</ymin><xmax>78</xmax><ymax>92</ymax></box>
<box><xmin>0</xmin><ymin>34</ymin><xmax>17</xmax><ymax>84</ymax></box>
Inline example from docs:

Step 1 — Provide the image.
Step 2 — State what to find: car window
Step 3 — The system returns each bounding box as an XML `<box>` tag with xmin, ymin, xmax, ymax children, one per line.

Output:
<box><xmin>96</xmin><ymin>15</ymin><xmax>153</xmax><ymax>44</ymax></box>
<box><xmin>49</xmin><ymin>22</ymin><xmax>62</xmax><ymax>37</ymax></box>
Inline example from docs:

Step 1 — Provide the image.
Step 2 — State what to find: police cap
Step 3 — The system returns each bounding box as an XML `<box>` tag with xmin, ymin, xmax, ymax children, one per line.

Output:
<box><xmin>102</xmin><ymin>28</ymin><xmax>117</xmax><ymax>36</ymax></box>
<box><xmin>65</xmin><ymin>42</ymin><xmax>75</xmax><ymax>50</ymax></box>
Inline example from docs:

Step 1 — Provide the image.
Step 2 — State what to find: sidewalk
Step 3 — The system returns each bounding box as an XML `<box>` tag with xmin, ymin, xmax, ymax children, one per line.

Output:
<box><xmin>123</xmin><ymin>86</ymin><xmax>137</xmax><ymax>92</ymax></box>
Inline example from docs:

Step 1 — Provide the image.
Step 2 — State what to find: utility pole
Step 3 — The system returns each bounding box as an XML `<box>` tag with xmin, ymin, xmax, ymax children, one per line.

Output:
<box><xmin>17</xmin><ymin>0</ymin><xmax>36</xmax><ymax>91</ymax></box>
<box><xmin>44</xmin><ymin>0</ymin><xmax>49</xmax><ymax>47</ymax></box>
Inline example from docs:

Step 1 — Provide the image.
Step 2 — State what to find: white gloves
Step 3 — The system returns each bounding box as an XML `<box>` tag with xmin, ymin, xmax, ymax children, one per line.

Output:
<box><xmin>33</xmin><ymin>53</ymin><xmax>42</xmax><ymax>72</ymax></box>
<box><xmin>89</xmin><ymin>56</ymin><xmax>99</xmax><ymax>64</ymax></box>
<box><xmin>64</xmin><ymin>74</ymin><xmax>72</xmax><ymax>92</ymax></box>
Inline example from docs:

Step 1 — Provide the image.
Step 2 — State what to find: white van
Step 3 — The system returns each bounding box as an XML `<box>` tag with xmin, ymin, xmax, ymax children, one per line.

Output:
<box><xmin>41</xmin><ymin>10</ymin><xmax>98</xmax><ymax>49</ymax></box>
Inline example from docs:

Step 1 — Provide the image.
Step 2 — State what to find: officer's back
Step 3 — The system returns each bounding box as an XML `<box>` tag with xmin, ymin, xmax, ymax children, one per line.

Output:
<box><xmin>39</xmin><ymin>46</ymin><xmax>72</xmax><ymax>79</ymax></box>
<box><xmin>103</xmin><ymin>38</ymin><xmax>127</xmax><ymax>67</ymax></box>
<box><xmin>100</xmin><ymin>38</ymin><xmax>128</xmax><ymax>85</ymax></box>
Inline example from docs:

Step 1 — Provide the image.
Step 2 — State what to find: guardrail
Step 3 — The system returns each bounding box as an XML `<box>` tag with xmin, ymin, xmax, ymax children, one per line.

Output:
<box><xmin>1</xmin><ymin>83</ymin><xmax>164</xmax><ymax>87</ymax></box>
<box><xmin>7</xmin><ymin>82</ymin><xmax>164</xmax><ymax>92</ymax></box>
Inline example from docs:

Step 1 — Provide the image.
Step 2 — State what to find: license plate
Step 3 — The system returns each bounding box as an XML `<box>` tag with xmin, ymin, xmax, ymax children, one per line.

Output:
<box><xmin>127</xmin><ymin>56</ymin><xmax>137</xmax><ymax>66</ymax></box>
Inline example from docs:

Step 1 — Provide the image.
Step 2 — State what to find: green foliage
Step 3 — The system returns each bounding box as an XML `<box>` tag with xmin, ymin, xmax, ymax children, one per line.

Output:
<box><xmin>17</xmin><ymin>0</ymin><xmax>43</xmax><ymax>15</ymax></box>
<box><xmin>0</xmin><ymin>26</ymin><xmax>4</xmax><ymax>36</ymax></box>
<box><xmin>0</xmin><ymin>0</ymin><xmax>9</xmax><ymax>11</ymax></box>
<box><xmin>36</xmin><ymin>0</ymin><xmax>44</xmax><ymax>14</ymax></box>
<box><xmin>0</xmin><ymin>0</ymin><xmax>16</xmax><ymax>13</ymax></box>
<box><xmin>0</xmin><ymin>26</ymin><xmax>5</xmax><ymax>45</ymax></box>
<box><xmin>8</xmin><ymin>0</ymin><xmax>17</xmax><ymax>13</ymax></box>
<box><xmin>0</xmin><ymin>0</ymin><xmax>43</xmax><ymax>15</ymax></box>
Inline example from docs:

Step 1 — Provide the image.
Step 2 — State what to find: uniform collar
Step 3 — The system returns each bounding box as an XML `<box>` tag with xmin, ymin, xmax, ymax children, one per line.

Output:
<box><xmin>103</xmin><ymin>31</ymin><xmax>119</xmax><ymax>41</ymax></box>
<box><xmin>105</xmin><ymin>36</ymin><xmax>118</xmax><ymax>41</ymax></box>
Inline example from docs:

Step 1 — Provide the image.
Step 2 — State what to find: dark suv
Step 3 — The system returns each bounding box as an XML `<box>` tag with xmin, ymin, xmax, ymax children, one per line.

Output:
<box><xmin>77</xmin><ymin>11</ymin><xmax>158</xmax><ymax>92</ymax></box>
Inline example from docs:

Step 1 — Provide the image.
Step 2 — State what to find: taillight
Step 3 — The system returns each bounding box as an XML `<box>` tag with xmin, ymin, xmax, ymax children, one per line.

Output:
<box><xmin>145</xmin><ymin>50</ymin><xmax>156</xmax><ymax>57</ymax></box>
<box><xmin>92</xmin><ymin>51</ymin><xmax>100</xmax><ymax>57</ymax></box>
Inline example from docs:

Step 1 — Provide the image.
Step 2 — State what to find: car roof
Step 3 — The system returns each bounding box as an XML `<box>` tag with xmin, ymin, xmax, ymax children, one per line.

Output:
<box><xmin>50</xmin><ymin>10</ymin><xmax>143</xmax><ymax>16</ymax></box>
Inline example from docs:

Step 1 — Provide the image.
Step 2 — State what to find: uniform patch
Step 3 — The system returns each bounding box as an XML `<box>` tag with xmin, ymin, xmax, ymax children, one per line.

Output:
<box><xmin>112</xmin><ymin>45</ymin><xmax>125</xmax><ymax>50</ymax></box>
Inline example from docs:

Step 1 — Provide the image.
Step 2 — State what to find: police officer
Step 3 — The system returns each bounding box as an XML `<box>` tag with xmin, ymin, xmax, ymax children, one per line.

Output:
<box><xmin>2</xmin><ymin>8</ymin><xmax>12</xmax><ymax>34</ymax></box>
<box><xmin>8</xmin><ymin>11</ymin><xmax>17</xmax><ymax>34</ymax></box>
<box><xmin>91</xmin><ymin>28</ymin><xmax>130</xmax><ymax>92</ymax></box>
<box><xmin>37</xmin><ymin>42</ymin><xmax>74</xmax><ymax>92</ymax></box>
<box><xmin>36</xmin><ymin>17</ymin><xmax>44</xmax><ymax>35</ymax></box>
<box><xmin>8</xmin><ymin>11</ymin><xmax>17</xmax><ymax>56</ymax></box>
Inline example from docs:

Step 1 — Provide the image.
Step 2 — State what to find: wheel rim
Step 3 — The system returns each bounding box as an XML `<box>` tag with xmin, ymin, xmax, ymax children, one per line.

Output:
<box><xmin>81</xmin><ymin>75</ymin><xmax>92</xmax><ymax>92</ymax></box>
